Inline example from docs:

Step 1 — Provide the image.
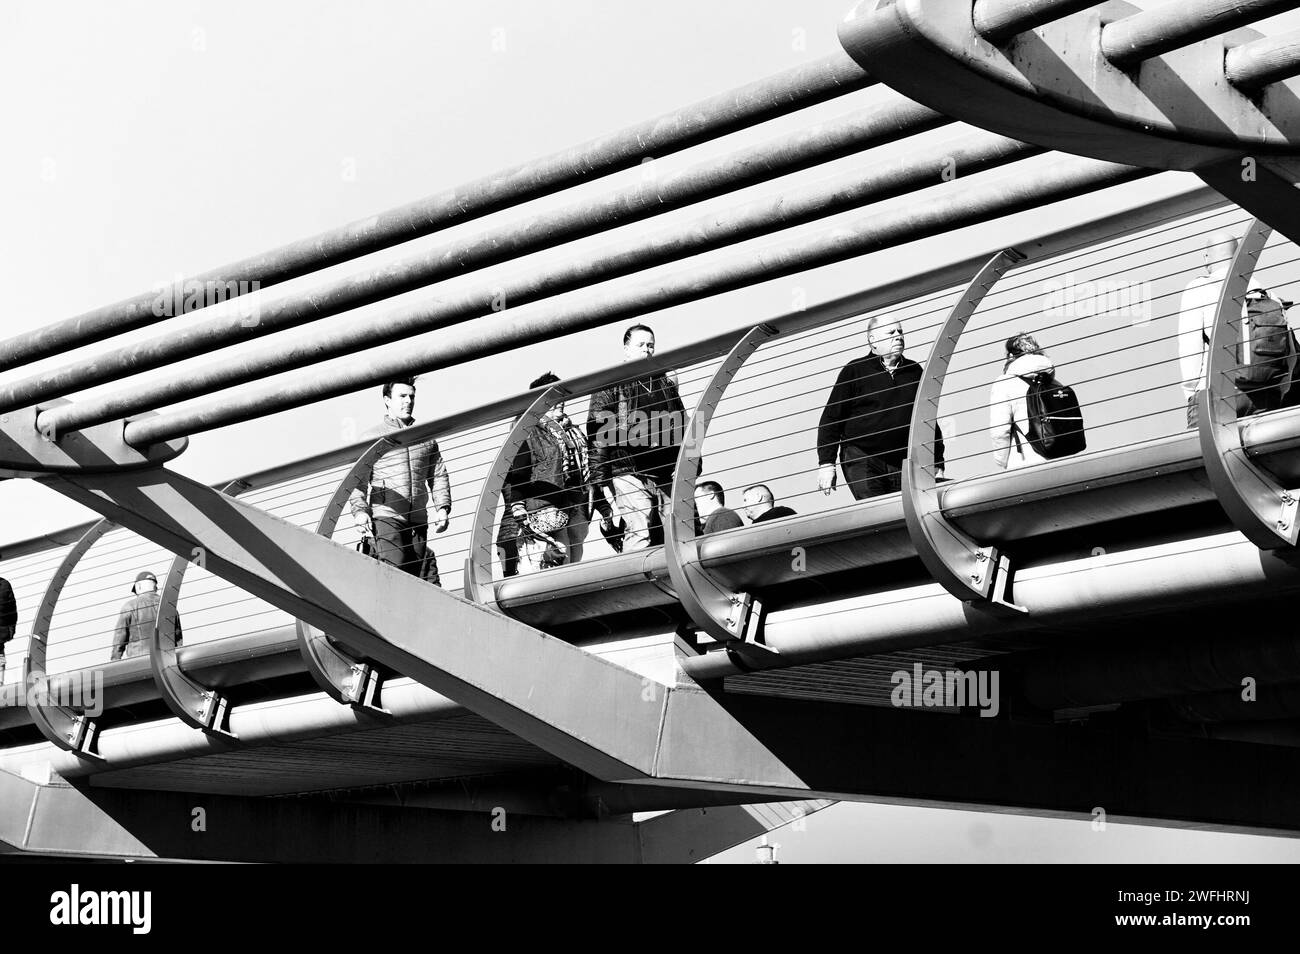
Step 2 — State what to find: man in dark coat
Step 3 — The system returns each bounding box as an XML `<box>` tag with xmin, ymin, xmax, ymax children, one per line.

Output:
<box><xmin>587</xmin><ymin>324</ymin><xmax>687</xmax><ymax>551</ymax></box>
<box><xmin>817</xmin><ymin>317</ymin><xmax>945</xmax><ymax>500</ymax></box>
<box><xmin>0</xmin><ymin>575</ymin><xmax>15</xmax><ymax>682</ymax></box>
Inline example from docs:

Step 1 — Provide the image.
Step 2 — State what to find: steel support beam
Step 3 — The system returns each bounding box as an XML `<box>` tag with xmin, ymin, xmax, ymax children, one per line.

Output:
<box><xmin>1197</xmin><ymin>218</ymin><xmax>1300</xmax><ymax>549</ymax></box>
<box><xmin>0</xmin><ymin>765</ymin><xmax>831</xmax><ymax>862</ymax></box>
<box><xmin>150</xmin><ymin>479</ymin><xmax>245</xmax><ymax>738</ymax></box>
<box><xmin>120</xmin><ymin>155</ymin><xmax>1150</xmax><ymax>448</ymax></box>
<box><xmin>901</xmin><ymin>249</ymin><xmax>1027</xmax><ymax>610</ymax></box>
<box><xmin>0</xmin><ymin>51</ymin><xmax>875</xmax><ymax>373</ymax></box>
<box><xmin>839</xmin><ymin>0</ymin><xmax>1300</xmax><ymax>245</ymax></box>
<box><xmin>664</xmin><ymin>326</ymin><xmax>780</xmax><ymax>664</ymax></box>
<box><xmin>39</xmin><ymin>466</ymin><xmax>840</xmax><ymax>796</ymax></box>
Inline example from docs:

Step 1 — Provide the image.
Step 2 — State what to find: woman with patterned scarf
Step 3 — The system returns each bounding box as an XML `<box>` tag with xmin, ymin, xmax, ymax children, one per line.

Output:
<box><xmin>504</xmin><ymin>373</ymin><xmax>609</xmax><ymax>573</ymax></box>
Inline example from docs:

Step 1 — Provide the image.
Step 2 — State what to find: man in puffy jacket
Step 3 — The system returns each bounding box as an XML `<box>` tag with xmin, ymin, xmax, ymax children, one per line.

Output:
<box><xmin>349</xmin><ymin>379</ymin><xmax>452</xmax><ymax>586</ymax></box>
<box><xmin>111</xmin><ymin>570</ymin><xmax>181</xmax><ymax>661</ymax></box>
<box><xmin>587</xmin><ymin>325</ymin><xmax>687</xmax><ymax>551</ymax></box>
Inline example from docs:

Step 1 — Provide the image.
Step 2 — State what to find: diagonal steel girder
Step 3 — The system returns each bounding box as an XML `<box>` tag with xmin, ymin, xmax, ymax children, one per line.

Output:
<box><xmin>0</xmin><ymin>765</ymin><xmax>831</xmax><ymax>862</ymax></box>
<box><xmin>43</xmin><ymin>467</ymin><xmax>809</xmax><ymax>792</ymax></box>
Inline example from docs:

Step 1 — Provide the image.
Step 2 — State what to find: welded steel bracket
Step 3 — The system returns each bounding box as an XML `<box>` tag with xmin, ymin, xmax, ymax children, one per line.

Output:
<box><xmin>1197</xmin><ymin>218</ymin><xmax>1300</xmax><ymax>551</ymax></box>
<box><xmin>901</xmin><ymin>248</ymin><xmax>1028</xmax><ymax>613</ymax></box>
<box><xmin>294</xmin><ymin>438</ymin><xmax>404</xmax><ymax>711</ymax></box>
<box><xmin>465</xmin><ymin>385</ymin><xmax>569</xmax><ymax>610</ymax></box>
<box><xmin>0</xmin><ymin>399</ymin><xmax>186</xmax><ymax>477</ymax></box>
<box><xmin>838</xmin><ymin>0</ymin><xmax>1300</xmax><ymax>246</ymax></box>
<box><xmin>664</xmin><ymin>325</ymin><xmax>780</xmax><ymax>664</ymax></box>
<box><xmin>22</xmin><ymin>517</ymin><xmax>117</xmax><ymax>761</ymax></box>
<box><xmin>150</xmin><ymin>479</ymin><xmax>245</xmax><ymax>738</ymax></box>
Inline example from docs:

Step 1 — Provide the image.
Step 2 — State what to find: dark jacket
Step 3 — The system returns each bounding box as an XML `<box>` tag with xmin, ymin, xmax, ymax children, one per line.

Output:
<box><xmin>111</xmin><ymin>591</ymin><xmax>181</xmax><ymax>661</ymax></box>
<box><xmin>0</xmin><ymin>579</ymin><xmax>15</xmax><ymax>639</ymax></box>
<box><xmin>752</xmin><ymin>505</ymin><xmax>797</xmax><ymax>524</ymax></box>
<box><xmin>701</xmin><ymin>507</ymin><xmax>744</xmax><ymax>534</ymax></box>
<box><xmin>587</xmin><ymin>373</ymin><xmax>687</xmax><ymax>489</ymax></box>
<box><xmin>506</xmin><ymin>417</ymin><xmax>588</xmax><ymax>513</ymax></box>
<box><xmin>817</xmin><ymin>354</ymin><xmax>945</xmax><ymax>470</ymax></box>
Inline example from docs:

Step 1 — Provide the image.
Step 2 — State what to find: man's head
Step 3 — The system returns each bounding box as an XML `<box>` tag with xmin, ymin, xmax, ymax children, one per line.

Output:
<box><xmin>695</xmin><ymin>480</ymin><xmax>725</xmax><ymax>516</ymax></box>
<box><xmin>623</xmin><ymin>324</ymin><xmax>656</xmax><ymax>363</ymax></box>
<box><xmin>1203</xmin><ymin>232</ymin><xmax>1239</xmax><ymax>275</ymax></box>
<box><xmin>382</xmin><ymin>379</ymin><xmax>417</xmax><ymax>422</ymax></box>
<box><xmin>741</xmin><ymin>484</ymin><xmax>775</xmax><ymax>523</ymax></box>
<box><xmin>530</xmin><ymin>372</ymin><xmax>565</xmax><ymax>419</ymax></box>
<box><xmin>132</xmin><ymin>570</ymin><xmax>157</xmax><ymax>595</ymax></box>
<box><xmin>867</xmin><ymin>317</ymin><xmax>904</xmax><ymax>360</ymax></box>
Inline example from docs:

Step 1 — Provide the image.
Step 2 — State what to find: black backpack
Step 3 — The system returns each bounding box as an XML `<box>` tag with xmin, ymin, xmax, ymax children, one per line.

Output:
<box><xmin>1018</xmin><ymin>372</ymin><xmax>1086</xmax><ymax>460</ymax></box>
<box><xmin>1234</xmin><ymin>289</ymin><xmax>1292</xmax><ymax>407</ymax></box>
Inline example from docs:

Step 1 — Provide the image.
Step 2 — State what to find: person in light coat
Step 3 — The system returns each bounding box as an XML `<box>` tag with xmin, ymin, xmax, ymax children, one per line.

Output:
<box><xmin>990</xmin><ymin>333</ymin><xmax>1056</xmax><ymax>471</ymax></box>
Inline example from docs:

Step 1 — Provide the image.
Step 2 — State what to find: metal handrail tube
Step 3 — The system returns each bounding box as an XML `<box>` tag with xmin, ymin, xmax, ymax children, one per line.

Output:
<box><xmin>13</xmin><ymin>97</ymin><xmax>950</xmax><ymax>421</ymax></box>
<box><xmin>42</xmin><ymin>124</ymin><xmax>1026</xmax><ymax>437</ymax></box>
<box><xmin>973</xmin><ymin>0</ymin><xmax>1102</xmax><ymax>43</ymax></box>
<box><xmin>0</xmin><ymin>51</ymin><xmax>875</xmax><ymax>372</ymax></box>
<box><xmin>119</xmin><ymin>155</ymin><xmax>1152</xmax><ymax>448</ymax></box>
<box><xmin>1225</xmin><ymin>28</ymin><xmax>1300</xmax><ymax>86</ymax></box>
<box><xmin>1101</xmin><ymin>0</ymin><xmax>1300</xmax><ymax>68</ymax></box>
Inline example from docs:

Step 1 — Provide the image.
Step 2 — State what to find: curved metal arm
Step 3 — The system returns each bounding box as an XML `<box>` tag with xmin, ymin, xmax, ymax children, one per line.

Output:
<box><xmin>664</xmin><ymin>325</ymin><xmax>779</xmax><ymax>664</ymax></box>
<box><xmin>901</xmin><ymin>248</ymin><xmax>1028</xmax><ymax>611</ymax></box>
<box><xmin>464</xmin><ymin>386</ymin><xmax>569</xmax><ymax>609</ymax></box>
<box><xmin>23</xmin><ymin>517</ymin><xmax>117</xmax><ymax>759</ymax></box>
<box><xmin>293</xmin><ymin>436</ymin><xmax>400</xmax><ymax>709</ymax></box>
<box><xmin>150</xmin><ymin>479</ymin><xmax>247</xmax><ymax>737</ymax></box>
<box><xmin>1197</xmin><ymin>218</ymin><xmax>1300</xmax><ymax>550</ymax></box>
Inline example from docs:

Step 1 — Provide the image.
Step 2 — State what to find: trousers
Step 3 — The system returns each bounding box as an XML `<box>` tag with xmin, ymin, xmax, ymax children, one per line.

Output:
<box><xmin>373</xmin><ymin>516</ymin><xmax>441</xmax><ymax>586</ymax></box>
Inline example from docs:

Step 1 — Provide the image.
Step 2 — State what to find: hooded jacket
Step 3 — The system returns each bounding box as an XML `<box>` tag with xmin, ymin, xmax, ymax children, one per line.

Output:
<box><xmin>349</xmin><ymin>416</ymin><xmax>452</xmax><ymax>527</ymax></box>
<box><xmin>990</xmin><ymin>352</ymin><xmax>1056</xmax><ymax>470</ymax></box>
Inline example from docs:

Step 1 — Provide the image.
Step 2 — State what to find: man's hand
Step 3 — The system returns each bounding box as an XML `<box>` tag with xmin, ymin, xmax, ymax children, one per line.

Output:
<box><xmin>602</xmin><ymin>487</ymin><xmax>619</xmax><ymax>523</ymax></box>
<box><xmin>353</xmin><ymin>511</ymin><xmax>373</xmax><ymax>538</ymax></box>
<box><xmin>510</xmin><ymin>501</ymin><xmax>528</xmax><ymax>523</ymax></box>
<box><xmin>818</xmin><ymin>464</ymin><xmax>838</xmax><ymax>495</ymax></box>
<box><xmin>432</xmin><ymin>507</ymin><xmax>450</xmax><ymax>534</ymax></box>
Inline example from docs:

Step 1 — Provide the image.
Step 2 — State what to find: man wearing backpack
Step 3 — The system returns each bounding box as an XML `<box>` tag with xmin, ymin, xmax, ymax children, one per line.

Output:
<box><xmin>990</xmin><ymin>333</ymin><xmax>1085</xmax><ymax>469</ymax></box>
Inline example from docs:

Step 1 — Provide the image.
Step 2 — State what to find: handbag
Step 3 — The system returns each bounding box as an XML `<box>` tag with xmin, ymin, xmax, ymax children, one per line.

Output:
<box><xmin>525</xmin><ymin>504</ymin><xmax>569</xmax><ymax>536</ymax></box>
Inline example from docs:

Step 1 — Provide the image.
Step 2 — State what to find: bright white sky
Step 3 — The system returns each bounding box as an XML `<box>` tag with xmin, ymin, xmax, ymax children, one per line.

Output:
<box><xmin>3</xmin><ymin>0</ymin><xmax>1300</xmax><ymax>862</ymax></box>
